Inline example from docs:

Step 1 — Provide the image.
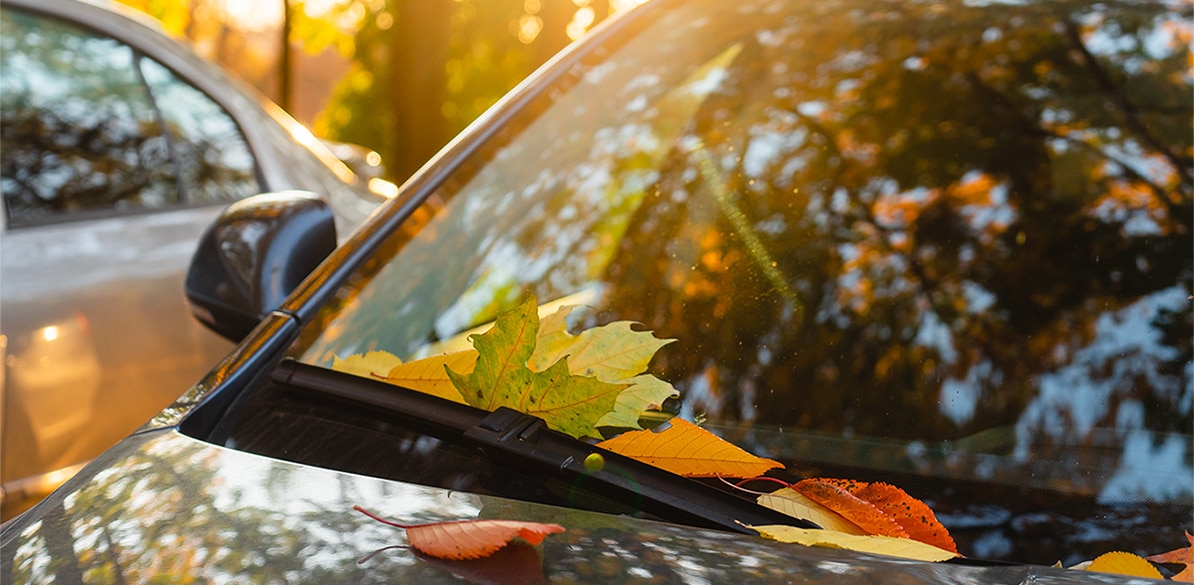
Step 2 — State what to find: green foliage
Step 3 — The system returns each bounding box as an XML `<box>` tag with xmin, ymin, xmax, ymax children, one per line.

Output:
<box><xmin>530</xmin><ymin>305</ymin><xmax>678</xmax><ymax>429</ymax></box>
<box><xmin>446</xmin><ymin>297</ymin><xmax>629</xmax><ymax>439</ymax></box>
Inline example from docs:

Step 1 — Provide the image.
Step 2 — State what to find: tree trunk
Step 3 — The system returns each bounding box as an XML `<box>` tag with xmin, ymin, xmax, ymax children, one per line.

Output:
<box><xmin>388</xmin><ymin>0</ymin><xmax>452</xmax><ymax>182</ymax></box>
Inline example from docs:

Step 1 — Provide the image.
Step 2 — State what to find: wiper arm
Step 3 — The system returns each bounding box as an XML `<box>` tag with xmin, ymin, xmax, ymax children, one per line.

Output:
<box><xmin>272</xmin><ymin>358</ymin><xmax>814</xmax><ymax>534</ymax></box>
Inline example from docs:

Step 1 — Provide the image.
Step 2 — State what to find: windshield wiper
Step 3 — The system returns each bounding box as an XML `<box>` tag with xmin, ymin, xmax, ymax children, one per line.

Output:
<box><xmin>272</xmin><ymin>358</ymin><xmax>815</xmax><ymax>534</ymax></box>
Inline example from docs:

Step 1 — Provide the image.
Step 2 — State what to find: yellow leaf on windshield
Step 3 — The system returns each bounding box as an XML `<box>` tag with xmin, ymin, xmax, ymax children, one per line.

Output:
<box><xmin>596</xmin><ymin>417</ymin><xmax>781</xmax><ymax>478</ymax></box>
<box><xmin>332</xmin><ymin>351</ymin><xmax>404</xmax><ymax>379</ymax></box>
<box><xmin>385</xmin><ymin>350</ymin><xmax>475</xmax><ymax>403</ymax></box>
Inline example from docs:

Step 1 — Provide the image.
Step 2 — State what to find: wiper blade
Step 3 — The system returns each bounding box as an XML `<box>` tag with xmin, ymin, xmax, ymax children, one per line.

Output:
<box><xmin>272</xmin><ymin>358</ymin><xmax>815</xmax><ymax>533</ymax></box>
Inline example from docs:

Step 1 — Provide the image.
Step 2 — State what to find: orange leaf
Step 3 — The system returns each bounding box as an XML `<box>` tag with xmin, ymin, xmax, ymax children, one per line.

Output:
<box><xmin>1146</xmin><ymin>531</ymin><xmax>1193</xmax><ymax>582</ymax></box>
<box><xmin>822</xmin><ymin>479</ymin><xmax>957</xmax><ymax>554</ymax></box>
<box><xmin>595</xmin><ymin>417</ymin><xmax>782</xmax><ymax>478</ymax></box>
<box><xmin>355</xmin><ymin>506</ymin><xmax>565</xmax><ymax>560</ymax></box>
<box><xmin>757</xmin><ymin>487</ymin><xmax>869</xmax><ymax>535</ymax></box>
<box><xmin>791</xmin><ymin>479</ymin><xmax>908</xmax><ymax>539</ymax></box>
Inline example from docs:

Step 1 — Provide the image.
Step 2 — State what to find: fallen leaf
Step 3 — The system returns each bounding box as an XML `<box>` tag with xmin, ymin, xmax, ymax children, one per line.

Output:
<box><xmin>446</xmin><ymin>297</ymin><xmax>627</xmax><ymax>439</ymax></box>
<box><xmin>791</xmin><ymin>478</ymin><xmax>909</xmax><ymax>539</ymax></box>
<box><xmin>529</xmin><ymin>305</ymin><xmax>673</xmax><ymax>381</ymax></box>
<box><xmin>355</xmin><ymin>506</ymin><xmax>565</xmax><ymax>560</ymax></box>
<box><xmin>412</xmin><ymin>541</ymin><xmax>550</xmax><ymax>585</ymax></box>
<box><xmin>595</xmin><ymin>417</ymin><xmax>782</xmax><ymax>478</ymax></box>
<box><xmin>333</xmin><ymin>351</ymin><xmax>404</xmax><ymax>379</ymax></box>
<box><xmin>1146</xmin><ymin>532</ymin><xmax>1193</xmax><ymax>582</ymax></box>
<box><xmin>384</xmin><ymin>350</ymin><xmax>476</xmax><ymax>403</ymax></box>
<box><xmin>530</xmin><ymin>305</ymin><xmax>677</xmax><ymax>429</ymax></box>
<box><xmin>595</xmin><ymin>374</ymin><xmax>678</xmax><ymax>430</ymax></box>
<box><xmin>1085</xmin><ymin>551</ymin><xmax>1164</xmax><ymax>579</ymax></box>
<box><xmin>819</xmin><ymin>479</ymin><xmax>957</xmax><ymax>554</ymax></box>
<box><xmin>756</xmin><ymin>487</ymin><xmax>869</xmax><ymax>535</ymax></box>
<box><xmin>743</xmin><ymin>523</ymin><xmax>958</xmax><ymax>562</ymax></box>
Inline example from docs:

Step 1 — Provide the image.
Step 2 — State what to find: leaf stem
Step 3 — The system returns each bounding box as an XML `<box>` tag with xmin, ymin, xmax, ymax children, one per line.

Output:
<box><xmin>735</xmin><ymin>476</ymin><xmax>791</xmax><ymax>491</ymax></box>
<box><xmin>354</xmin><ymin>505</ymin><xmax>412</xmax><ymax>529</ymax></box>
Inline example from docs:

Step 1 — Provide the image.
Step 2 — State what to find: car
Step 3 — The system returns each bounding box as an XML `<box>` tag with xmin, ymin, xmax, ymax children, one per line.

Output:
<box><xmin>3</xmin><ymin>0</ymin><xmax>1190</xmax><ymax>581</ymax></box>
<box><xmin>0</xmin><ymin>0</ymin><xmax>388</xmax><ymax>519</ymax></box>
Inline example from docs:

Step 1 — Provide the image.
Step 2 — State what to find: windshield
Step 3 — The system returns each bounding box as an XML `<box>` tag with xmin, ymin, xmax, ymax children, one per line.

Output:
<box><xmin>291</xmin><ymin>0</ymin><xmax>1192</xmax><ymax>566</ymax></box>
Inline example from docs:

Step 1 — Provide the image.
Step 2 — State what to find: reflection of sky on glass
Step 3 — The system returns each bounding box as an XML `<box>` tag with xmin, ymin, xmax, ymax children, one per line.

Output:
<box><xmin>1015</xmin><ymin>286</ymin><xmax>1188</xmax><ymax>459</ymax></box>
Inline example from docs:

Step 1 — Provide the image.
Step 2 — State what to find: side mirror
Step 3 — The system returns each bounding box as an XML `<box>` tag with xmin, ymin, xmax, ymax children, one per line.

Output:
<box><xmin>185</xmin><ymin>191</ymin><xmax>336</xmax><ymax>342</ymax></box>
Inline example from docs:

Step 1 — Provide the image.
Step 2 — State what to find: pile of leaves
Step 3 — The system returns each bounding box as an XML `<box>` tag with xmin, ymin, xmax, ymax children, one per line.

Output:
<box><xmin>338</xmin><ymin>297</ymin><xmax>1192</xmax><ymax>580</ymax></box>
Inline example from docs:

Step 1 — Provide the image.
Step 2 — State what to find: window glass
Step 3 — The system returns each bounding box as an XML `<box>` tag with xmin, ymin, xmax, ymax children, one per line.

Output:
<box><xmin>0</xmin><ymin>9</ymin><xmax>176</xmax><ymax>224</ymax></box>
<box><xmin>139</xmin><ymin>58</ymin><xmax>258</xmax><ymax>206</ymax></box>
<box><xmin>289</xmin><ymin>0</ymin><xmax>1191</xmax><ymax>564</ymax></box>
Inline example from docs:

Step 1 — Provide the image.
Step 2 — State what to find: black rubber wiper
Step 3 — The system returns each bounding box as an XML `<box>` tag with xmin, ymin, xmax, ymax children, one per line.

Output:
<box><xmin>271</xmin><ymin>358</ymin><xmax>815</xmax><ymax>534</ymax></box>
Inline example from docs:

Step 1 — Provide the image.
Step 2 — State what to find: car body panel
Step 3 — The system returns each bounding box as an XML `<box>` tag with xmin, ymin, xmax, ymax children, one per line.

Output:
<box><xmin>0</xmin><ymin>429</ymin><xmax>1138</xmax><ymax>584</ymax></box>
<box><xmin>1</xmin><ymin>0</ymin><xmax>1188</xmax><ymax>579</ymax></box>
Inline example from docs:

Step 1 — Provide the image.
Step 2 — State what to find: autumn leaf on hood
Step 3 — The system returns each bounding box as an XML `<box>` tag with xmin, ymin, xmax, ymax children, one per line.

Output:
<box><xmin>742</xmin><ymin>523</ymin><xmax>958</xmax><ymax>562</ymax></box>
<box><xmin>816</xmin><ymin>478</ymin><xmax>957</xmax><ymax>554</ymax></box>
<box><xmin>355</xmin><ymin>506</ymin><xmax>565</xmax><ymax>560</ymax></box>
<box><xmin>529</xmin><ymin>305</ymin><xmax>677</xmax><ymax>430</ymax></box>
<box><xmin>595</xmin><ymin>417</ymin><xmax>781</xmax><ymax>478</ymax></box>
<box><xmin>446</xmin><ymin>297</ymin><xmax>627</xmax><ymax>439</ymax></box>
<box><xmin>758</xmin><ymin>478</ymin><xmax>957</xmax><ymax>554</ymax></box>
<box><xmin>1081</xmin><ymin>552</ymin><xmax>1164</xmax><ymax>579</ymax></box>
<box><xmin>1146</xmin><ymin>532</ymin><xmax>1193</xmax><ymax>582</ymax></box>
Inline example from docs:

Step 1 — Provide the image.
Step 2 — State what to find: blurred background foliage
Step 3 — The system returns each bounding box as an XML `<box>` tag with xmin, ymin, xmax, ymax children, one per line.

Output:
<box><xmin>115</xmin><ymin>0</ymin><xmax>650</xmax><ymax>182</ymax></box>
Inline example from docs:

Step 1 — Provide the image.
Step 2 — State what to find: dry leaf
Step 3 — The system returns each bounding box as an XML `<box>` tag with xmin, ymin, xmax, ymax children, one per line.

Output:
<box><xmin>333</xmin><ymin>351</ymin><xmax>405</xmax><ymax>379</ymax></box>
<box><xmin>756</xmin><ymin>487</ymin><xmax>869</xmax><ymax>535</ymax></box>
<box><xmin>446</xmin><ymin>297</ymin><xmax>626</xmax><ymax>439</ymax></box>
<box><xmin>816</xmin><ymin>479</ymin><xmax>957</xmax><ymax>554</ymax></box>
<box><xmin>1146</xmin><ymin>531</ymin><xmax>1193</xmax><ymax>582</ymax></box>
<box><xmin>791</xmin><ymin>478</ymin><xmax>909</xmax><ymax>539</ymax></box>
<box><xmin>1085</xmin><ymin>551</ymin><xmax>1164</xmax><ymax>579</ymax></box>
<box><xmin>530</xmin><ymin>305</ymin><xmax>677</xmax><ymax>429</ymax></box>
<box><xmin>385</xmin><ymin>350</ymin><xmax>476</xmax><ymax>403</ymax></box>
<box><xmin>355</xmin><ymin>506</ymin><xmax>565</xmax><ymax>560</ymax></box>
<box><xmin>743</xmin><ymin>523</ymin><xmax>958</xmax><ymax>562</ymax></box>
<box><xmin>595</xmin><ymin>417</ymin><xmax>781</xmax><ymax>478</ymax></box>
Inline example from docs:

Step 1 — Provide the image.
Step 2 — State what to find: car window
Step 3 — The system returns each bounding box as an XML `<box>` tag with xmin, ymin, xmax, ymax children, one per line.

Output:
<box><xmin>281</xmin><ymin>0</ymin><xmax>1190</xmax><ymax>565</ymax></box>
<box><xmin>0</xmin><ymin>8</ymin><xmax>257</xmax><ymax>226</ymax></box>
<box><xmin>138</xmin><ymin>58</ymin><xmax>258</xmax><ymax>206</ymax></box>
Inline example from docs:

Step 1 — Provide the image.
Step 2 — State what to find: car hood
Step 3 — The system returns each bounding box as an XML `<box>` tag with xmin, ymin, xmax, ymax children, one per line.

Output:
<box><xmin>1</xmin><ymin>429</ymin><xmax>1140</xmax><ymax>584</ymax></box>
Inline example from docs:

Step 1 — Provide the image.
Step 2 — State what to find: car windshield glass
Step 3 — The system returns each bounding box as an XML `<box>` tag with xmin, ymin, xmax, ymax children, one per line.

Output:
<box><xmin>291</xmin><ymin>0</ymin><xmax>1192</xmax><ymax>565</ymax></box>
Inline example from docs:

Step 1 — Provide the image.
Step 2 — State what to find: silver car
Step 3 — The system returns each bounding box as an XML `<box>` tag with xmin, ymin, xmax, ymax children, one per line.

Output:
<box><xmin>0</xmin><ymin>0</ymin><xmax>382</xmax><ymax>518</ymax></box>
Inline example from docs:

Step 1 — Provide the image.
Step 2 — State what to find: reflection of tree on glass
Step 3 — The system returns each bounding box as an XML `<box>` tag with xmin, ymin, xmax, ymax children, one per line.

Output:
<box><xmin>292</xmin><ymin>0</ymin><xmax>1190</xmax><ymax>564</ymax></box>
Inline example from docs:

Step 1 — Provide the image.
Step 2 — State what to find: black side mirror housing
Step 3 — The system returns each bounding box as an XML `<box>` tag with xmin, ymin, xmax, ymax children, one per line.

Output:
<box><xmin>185</xmin><ymin>191</ymin><xmax>336</xmax><ymax>342</ymax></box>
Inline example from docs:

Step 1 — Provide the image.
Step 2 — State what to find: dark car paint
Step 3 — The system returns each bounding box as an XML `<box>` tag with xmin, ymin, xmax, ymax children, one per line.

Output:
<box><xmin>0</xmin><ymin>429</ymin><xmax>1141</xmax><ymax>584</ymax></box>
<box><xmin>1</xmin><ymin>0</ymin><xmax>1187</xmax><ymax>581</ymax></box>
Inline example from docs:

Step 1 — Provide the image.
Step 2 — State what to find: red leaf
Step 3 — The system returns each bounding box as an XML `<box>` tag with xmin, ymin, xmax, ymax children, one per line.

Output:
<box><xmin>823</xmin><ymin>479</ymin><xmax>957</xmax><ymax>554</ymax></box>
<box><xmin>791</xmin><ymin>479</ymin><xmax>909</xmax><ymax>539</ymax></box>
<box><xmin>355</xmin><ymin>506</ymin><xmax>565</xmax><ymax>560</ymax></box>
<box><xmin>1146</xmin><ymin>531</ymin><xmax>1193</xmax><ymax>582</ymax></box>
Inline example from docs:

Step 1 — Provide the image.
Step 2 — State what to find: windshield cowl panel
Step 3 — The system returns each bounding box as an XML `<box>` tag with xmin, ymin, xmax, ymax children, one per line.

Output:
<box><xmin>283</xmin><ymin>0</ymin><xmax>1191</xmax><ymax>567</ymax></box>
